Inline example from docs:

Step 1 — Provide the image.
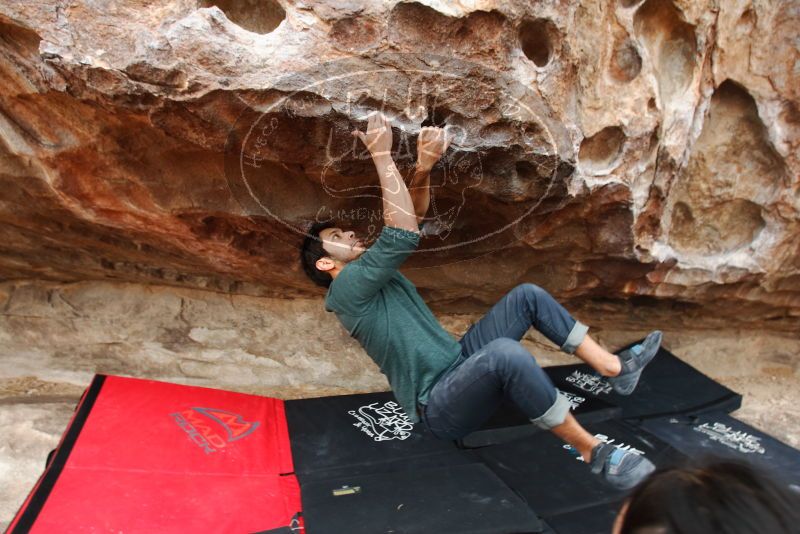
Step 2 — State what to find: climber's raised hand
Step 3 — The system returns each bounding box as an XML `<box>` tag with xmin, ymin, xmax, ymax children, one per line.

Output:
<box><xmin>352</xmin><ymin>111</ymin><xmax>393</xmax><ymax>157</ymax></box>
<box><xmin>417</xmin><ymin>126</ymin><xmax>451</xmax><ymax>170</ymax></box>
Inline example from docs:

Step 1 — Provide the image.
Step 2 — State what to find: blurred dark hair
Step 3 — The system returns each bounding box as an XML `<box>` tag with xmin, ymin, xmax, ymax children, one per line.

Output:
<box><xmin>300</xmin><ymin>220</ymin><xmax>336</xmax><ymax>288</ymax></box>
<box><xmin>619</xmin><ymin>459</ymin><xmax>800</xmax><ymax>534</ymax></box>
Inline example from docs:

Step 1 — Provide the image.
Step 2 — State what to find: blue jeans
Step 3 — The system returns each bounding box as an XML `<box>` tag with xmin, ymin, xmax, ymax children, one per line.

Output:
<box><xmin>419</xmin><ymin>283</ymin><xmax>589</xmax><ymax>440</ymax></box>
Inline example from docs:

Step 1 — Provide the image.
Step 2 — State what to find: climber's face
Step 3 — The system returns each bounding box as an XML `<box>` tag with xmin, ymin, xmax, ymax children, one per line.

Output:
<box><xmin>315</xmin><ymin>227</ymin><xmax>366</xmax><ymax>274</ymax></box>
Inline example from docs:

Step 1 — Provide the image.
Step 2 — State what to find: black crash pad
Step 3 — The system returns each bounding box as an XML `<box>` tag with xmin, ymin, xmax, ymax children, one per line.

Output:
<box><xmin>542</xmin><ymin>500</ymin><xmax>625</xmax><ymax>534</ymax></box>
<box><xmin>460</xmin><ymin>385</ymin><xmax>621</xmax><ymax>448</ymax></box>
<box><xmin>285</xmin><ymin>391</ymin><xmax>466</xmax><ymax>482</ymax></box>
<box><xmin>544</xmin><ymin>343</ymin><xmax>741</xmax><ymax>420</ymax></box>
<box><xmin>300</xmin><ymin>462</ymin><xmax>544</xmax><ymax>534</ymax></box>
<box><xmin>636</xmin><ymin>412</ymin><xmax>800</xmax><ymax>491</ymax></box>
<box><xmin>473</xmin><ymin>419</ymin><xmax>686</xmax><ymax>518</ymax></box>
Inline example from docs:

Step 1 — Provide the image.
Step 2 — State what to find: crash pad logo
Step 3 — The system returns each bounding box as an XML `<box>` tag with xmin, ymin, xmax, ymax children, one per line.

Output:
<box><xmin>170</xmin><ymin>407</ymin><xmax>260</xmax><ymax>455</ymax></box>
<box><xmin>558</xmin><ymin>389</ymin><xmax>586</xmax><ymax>410</ymax></box>
<box><xmin>565</xmin><ymin>370</ymin><xmax>612</xmax><ymax>396</ymax></box>
<box><xmin>693</xmin><ymin>421</ymin><xmax>766</xmax><ymax>455</ymax></box>
<box><xmin>348</xmin><ymin>401</ymin><xmax>414</xmax><ymax>442</ymax></box>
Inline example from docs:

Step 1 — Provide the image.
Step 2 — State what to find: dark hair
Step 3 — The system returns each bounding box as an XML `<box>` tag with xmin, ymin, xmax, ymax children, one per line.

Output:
<box><xmin>300</xmin><ymin>220</ymin><xmax>336</xmax><ymax>288</ymax></box>
<box><xmin>619</xmin><ymin>459</ymin><xmax>800</xmax><ymax>534</ymax></box>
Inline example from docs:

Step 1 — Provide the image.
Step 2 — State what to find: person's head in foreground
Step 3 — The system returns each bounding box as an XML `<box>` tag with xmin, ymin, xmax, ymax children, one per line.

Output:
<box><xmin>613</xmin><ymin>459</ymin><xmax>800</xmax><ymax>534</ymax></box>
<box><xmin>300</xmin><ymin>220</ymin><xmax>367</xmax><ymax>288</ymax></box>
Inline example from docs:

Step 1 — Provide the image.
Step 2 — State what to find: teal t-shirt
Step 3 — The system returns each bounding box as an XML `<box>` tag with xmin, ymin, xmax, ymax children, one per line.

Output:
<box><xmin>324</xmin><ymin>224</ymin><xmax>463</xmax><ymax>423</ymax></box>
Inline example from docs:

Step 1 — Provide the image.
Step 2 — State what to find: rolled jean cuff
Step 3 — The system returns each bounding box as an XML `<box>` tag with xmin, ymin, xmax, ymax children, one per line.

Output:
<box><xmin>560</xmin><ymin>319</ymin><xmax>589</xmax><ymax>354</ymax></box>
<box><xmin>529</xmin><ymin>391</ymin><xmax>571</xmax><ymax>430</ymax></box>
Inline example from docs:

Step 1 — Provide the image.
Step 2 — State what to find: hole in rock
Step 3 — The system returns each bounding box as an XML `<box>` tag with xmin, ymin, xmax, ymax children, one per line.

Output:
<box><xmin>634</xmin><ymin>0</ymin><xmax>697</xmax><ymax>104</ymax></box>
<box><xmin>578</xmin><ymin>126</ymin><xmax>626</xmax><ymax>173</ymax></box>
<box><xmin>0</xmin><ymin>18</ymin><xmax>41</xmax><ymax>55</ymax></box>
<box><xmin>738</xmin><ymin>8</ymin><xmax>756</xmax><ymax>30</ymax></box>
<box><xmin>387</xmin><ymin>3</ymin><xmax>509</xmax><ymax>61</ymax></box>
<box><xmin>201</xmin><ymin>0</ymin><xmax>285</xmax><ymax>34</ymax></box>
<box><xmin>647</xmin><ymin>128</ymin><xmax>659</xmax><ymax>153</ymax></box>
<box><xmin>610</xmin><ymin>39</ymin><xmax>642</xmax><ymax>82</ymax></box>
<box><xmin>519</xmin><ymin>18</ymin><xmax>558</xmax><ymax>67</ymax></box>
<box><xmin>781</xmin><ymin>101</ymin><xmax>800</xmax><ymax>126</ymax></box>
<box><xmin>513</xmin><ymin>159</ymin><xmax>569</xmax><ymax>209</ymax></box>
<box><xmin>670</xmin><ymin>200</ymin><xmax>765</xmax><ymax>255</ymax></box>
<box><xmin>329</xmin><ymin>17</ymin><xmax>380</xmax><ymax>50</ymax></box>
<box><xmin>667</xmin><ymin>80</ymin><xmax>785</xmax><ymax>255</ymax></box>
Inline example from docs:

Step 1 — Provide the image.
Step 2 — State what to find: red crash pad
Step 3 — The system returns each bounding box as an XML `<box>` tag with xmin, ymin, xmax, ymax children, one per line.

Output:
<box><xmin>7</xmin><ymin>375</ymin><xmax>302</xmax><ymax>533</ymax></box>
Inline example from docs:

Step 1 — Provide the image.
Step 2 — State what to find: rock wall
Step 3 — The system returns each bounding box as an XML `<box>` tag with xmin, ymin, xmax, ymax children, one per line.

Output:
<box><xmin>0</xmin><ymin>0</ymin><xmax>798</xmax><ymax>328</ymax></box>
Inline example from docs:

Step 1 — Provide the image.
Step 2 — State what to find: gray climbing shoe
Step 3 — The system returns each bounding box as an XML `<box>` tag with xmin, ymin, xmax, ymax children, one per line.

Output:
<box><xmin>607</xmin><ymin>331</ymin><xmax>663</xmax><ymax>396</ymax></box>
<box><xmin>590</xmin><ymin>442</ymin><xmax>656</xmax><ymax>490</ymax></box>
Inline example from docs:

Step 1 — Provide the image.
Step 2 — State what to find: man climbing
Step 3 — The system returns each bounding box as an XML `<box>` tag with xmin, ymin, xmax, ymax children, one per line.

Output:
<box><xmin>300</xmin><ymin>111</ymin><xmax>662</xmax><ymax>490</ymax></box>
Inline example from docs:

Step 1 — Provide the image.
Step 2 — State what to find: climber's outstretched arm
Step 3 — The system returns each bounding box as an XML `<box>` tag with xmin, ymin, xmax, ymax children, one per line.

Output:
<box><xmin>409</xmin><ymin>162</ymin><xmax>431</xmax><ymax>226</ymax></box>
<box><xmin>409</xmin><ymin>126</ymin><xmax>450</xmax><ymax>225</ymax></box>
<box><xmin>352</xmin><ymin>112</ymin><xmax>418</xmax><ymax>234</ymax></box>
